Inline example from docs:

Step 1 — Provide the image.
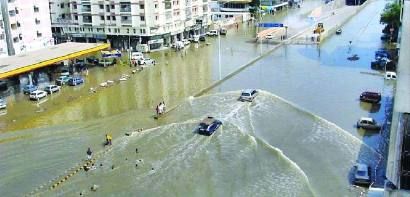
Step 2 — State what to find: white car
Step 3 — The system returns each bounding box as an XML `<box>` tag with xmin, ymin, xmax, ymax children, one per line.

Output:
<box><xmin>265</xmin><ymin>34</ymin><xmax>274</xmax><ymax>39</ymax></box>
<box><xmin>239</xmin><ymin>89</ymin><xmax>258</xmax><ymax>102</ymax></box>
<box><xmin>138</xmin><ymin>58</ymin><xmax>156</xmax><ymax>65</ymax></box>
<box><xmin>206</xmin><ymin>30</ymin><xmax>218</xmax><ymax>36</ymax></box>
<box><xmin>192</xmin><ymin>35</ymin><xmax>200</xmax><ymax>43</ymax></box>
<box><xmin>44</xmin><ymin>85</ymin><xmax>61</xmax><ymax>94</ymax></box>
<box><xmin>183</xmin><ymin>39</ymin><xmax>190</xmax><ymax>45</ymax></box>
<box><xmin>29</xmin><ymin>90</ymin><xmax>47</xmax><ymax>100</ymax></box>
<box><xmin>131</xmin><ymin>52</ymin><xmax>144</xmax><ymax>60</ymax></box>
<box><xmin>385</xmin><ymin>71</ymin><xmax>397</xmax><ymax>80</ymax></box>
<box><xmin>0</xmin><ymin>99</ymin><xmax>6</xmax><ymax>109</ymax></box>
<box><xmin>353</xmin><ymin>163</ymin><xmax>371</xmax><ymax>186</ymax></box>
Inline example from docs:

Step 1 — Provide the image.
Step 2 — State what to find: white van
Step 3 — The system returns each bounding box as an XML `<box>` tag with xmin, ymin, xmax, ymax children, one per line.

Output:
<box><xmin>131</xmin><ymin>52</ymin><xmax>144</xmax><ymax>60</ymax></box>
<box><xmin>385</xmin><ymin>71</ymin><xmax>397</xmax><ymax>80</ymax></box>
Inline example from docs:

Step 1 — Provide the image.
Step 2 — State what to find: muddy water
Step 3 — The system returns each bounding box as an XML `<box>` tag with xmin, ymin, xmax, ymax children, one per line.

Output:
<box><xmin>0</xmin><ymin>0</ymin><xmax>391</xmax><ymax>196</ymax></box>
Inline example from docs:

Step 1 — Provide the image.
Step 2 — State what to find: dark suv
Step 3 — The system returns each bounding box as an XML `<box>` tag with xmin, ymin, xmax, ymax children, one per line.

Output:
<box><xmin>360</xmin><ymin>91</ymin><xmax>381</xmax><ymax>104</ymax></box>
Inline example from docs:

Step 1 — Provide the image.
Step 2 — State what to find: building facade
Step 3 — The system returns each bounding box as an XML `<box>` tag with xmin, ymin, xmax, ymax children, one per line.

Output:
<box><xmin>0</xmin><ymin>4</ymin><xmax>8</xmax><ymax>57</ymax></box>
<box><xmin>50</xmin><ymin>0</ymin><xmax>212</xmax><ymax>51</ymax></box>
<box><xmin>0</xmin><ymin>0</ymin><xmax>53</xmax><ymax>56</ymax></box>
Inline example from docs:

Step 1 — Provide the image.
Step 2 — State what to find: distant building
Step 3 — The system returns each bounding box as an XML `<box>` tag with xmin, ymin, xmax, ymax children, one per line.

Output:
<box><xmin>0</xmin><ymin>0</ymin><xmax>53</xmax><ymax>56</ymax></box>
<box><xmin>210</xmin><ymin>0</ymin><xmax>252</xmax><ymax>22</ymax></box>
<box><xmin>50</xmin><ymin>0</ymin><xmax>211</xmax><ymax>51</ymax></box>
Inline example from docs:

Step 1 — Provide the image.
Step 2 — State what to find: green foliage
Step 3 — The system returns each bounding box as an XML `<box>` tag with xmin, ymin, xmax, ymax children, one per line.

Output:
<box><xmin>249</xmin><ymin>0</ymin><xmax>261</xmax><ymax>7</ymax></box>
<box><xmin>380</xmin><ymin>2</ymin><xmax>401</xmax><ymax>29</ymax></box>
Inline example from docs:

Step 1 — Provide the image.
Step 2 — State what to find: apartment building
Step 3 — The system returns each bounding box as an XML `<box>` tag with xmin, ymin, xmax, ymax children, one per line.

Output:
<box><xmin>50</xmin><ymin>0</ymin><xmax>212</xmax><ymax>51</ymax></box>
<box><xmin>0</xmin><ymin>4</ymin><xmax>8</xmax><ymax>57</ymax></box>
<box><xmin>0</xmin><ymin>0</ymin><xmax>53</xmax><ymax>56</ymax></box>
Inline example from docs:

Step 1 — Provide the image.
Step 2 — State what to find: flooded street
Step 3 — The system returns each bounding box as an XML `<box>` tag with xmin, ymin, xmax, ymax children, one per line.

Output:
<box><xmin>0</xmin><ymin>0</ymin><xmax>393</xmax><ymax>196</ymax></box>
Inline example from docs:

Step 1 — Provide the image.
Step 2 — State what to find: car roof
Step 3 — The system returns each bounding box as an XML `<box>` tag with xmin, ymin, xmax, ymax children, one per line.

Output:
<box><xmin>386</xmin><ymin>71</ymin><xmax>396</xmax><ymax>75</ymax></box>
<box><xmin>31</xmin><ymin>90</ymin><xmax>44</xmax><ymax>93</ymax></box>
<box><xmin>242</xmin><ymin>89</ymin><xmax>256</xmax><ymax>94</ymax></box>
<box><xmin>356</xmin><ymin>163</ymin><xmax>368</xmax><ymax>171</ymax></box>
<box><xmin>360</xmin><ymin>117</ymin><xmax>374</xmax><ymax>122</ymax></box>
<box><xmin>201</xmin><ymin>117</ymin><xmax>215</xmax><ymax>125</ymax></box>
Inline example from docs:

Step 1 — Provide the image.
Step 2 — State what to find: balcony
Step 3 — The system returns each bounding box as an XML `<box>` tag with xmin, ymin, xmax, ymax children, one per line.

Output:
<box><xmin>120</xmin><ymin>2</ymin><xmax>131</xmax><ymax>12</ymax></box>
<box><xmin>81</xmin><ymin>5</ymin><xmax>91</xmax><ymax>12</ymax></box>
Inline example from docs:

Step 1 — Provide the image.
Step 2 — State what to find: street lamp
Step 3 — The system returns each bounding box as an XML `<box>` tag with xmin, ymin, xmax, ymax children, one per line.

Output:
<box><xmin>218</xmin><ymin>25</ymin><xmax>221</xmax><ymax>80</ymax></box>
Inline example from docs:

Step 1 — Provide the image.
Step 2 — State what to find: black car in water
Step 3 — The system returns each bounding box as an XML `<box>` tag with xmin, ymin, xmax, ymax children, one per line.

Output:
<box><xmin>360</xmin><ymin>91</ymin><xmax>381</xmax><ymax>104</ymax></box>
<box><xmin>197</xmin><ymin>117</ymin><xmax>222</xmax><ymax>136</ymax></box>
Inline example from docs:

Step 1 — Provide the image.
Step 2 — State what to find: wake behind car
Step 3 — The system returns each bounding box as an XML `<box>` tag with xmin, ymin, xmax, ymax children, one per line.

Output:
<box><xmin>359</xmin><ymin>91</ymin><xmax>381</xmax><ymax>104</ymax></box>
<box><xmin>44</xmin><ymin>85</ymin><xmax>61</xmax><ymax>94</ymax></box>
<box><xmin>356</xmin><ymin>117</ymin><xmax>381</xmax><ymax>130</ymax></box>
<box><xmin>239</xmin><ymin>89</ymin><xmax>258</xmax><ymax>102</ymax></box>
<box><xmin>29</xmin><ymin>90</ymin><xmax>47</xmax><ymax>100</ymax></box>
<box><xmin>67</xmin><ymin>77</ymin><xmax>84</xmax><ymax>86</ymax></box>
<box><xmin>197</xmin><ymin>117</ymin><xmax>222</xmax><ymax>136</ymax></box>
<box><xmin>353</xmin><ymin>163</ymin><xmax>371</xmax><ymax>186</ymax></box>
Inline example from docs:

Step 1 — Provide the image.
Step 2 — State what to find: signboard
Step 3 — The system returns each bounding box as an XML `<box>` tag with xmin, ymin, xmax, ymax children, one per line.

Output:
<box><xmin>102</xmin><ymin>50</ymin><xmax>122</xmax><ymax>58</ymax></box>
<box><xmin>257</xmin><ymin>23</ymin><xmax>284</xmax><ymax>28</ymax></box>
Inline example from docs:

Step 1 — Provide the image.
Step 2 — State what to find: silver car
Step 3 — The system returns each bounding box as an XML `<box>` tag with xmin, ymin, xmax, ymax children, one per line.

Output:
<box><xmin>353</xmin><ymin>163</ymin><xmax>371</xmax><ymax>185</ymax></box>
<box><xmin>239</xmin><ymin>89</ymin><xmax>258</xmax><ymax>102</ymax></box>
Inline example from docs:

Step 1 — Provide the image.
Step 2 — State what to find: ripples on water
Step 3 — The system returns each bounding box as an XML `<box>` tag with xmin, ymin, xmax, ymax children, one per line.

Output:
<box><xmin>7</xmin><ymin>91</ymin><xmax>379</xmax><ymax>196</ymax></box>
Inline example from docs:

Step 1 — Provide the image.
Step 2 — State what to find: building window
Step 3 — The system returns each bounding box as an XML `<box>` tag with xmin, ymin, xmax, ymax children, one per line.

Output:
<box><xmin>111</xmin><ymin>4</ymin><xmax>115</xmax><ymax>9</ymax></box>
<box><xmin>35</xmin><ymin>18</ymin><xmax>40</xmax><ymax>24</ymax></box>
<box><xmin>61</xmin><ymin>14</ymin><xmax>66</xmax><ymax>19</ymax></box>
<box><xmin>155</xmin><ymin>16</ymin><xmax>158</xmax><ymax>20</ymax></box>
<box><xmin>100</xmin><ymin>15</ymin><xmax>104</xmax><ymax>20</ymax></box>
<box><xmin>61</xmin><ymin>3</ymin><xmax>64</xmax><ymax>8</ymax></box>
<box><xmin>112</xmin><ymin>16</ymin><xmax>116</xmax><ymax>21</ymax></box>
<box><xmin>13</xmin><ymin>37</ymin><xmax>19</xmax><ymax>43</ymax></box>
<box><xmin>140</xmin><ymin>16</ymin><xmax>145</xmax><ymax>21</ymax></box>
<box><xmin>139</xmin><ymin>4</ymin><xmax>144</xmax><ymax>9</ymax></box>
<box><xmin>133</xmin><ymin>29</ymin><xmax>136</xmax><ymax>34</ymax></box>
<box><xmin>33</xmin><ymin>6</ymin><xmax>39</xmax><ymax>12</ymax></box>
<box><xmin>140</xmin><ymin>29</ymin><xmax>146</xmax><ymax>34</ymax></box>
<box><xmin>99</xmin><ymin>4</ymin><xmax>104</xmax><ymax>9</ymax></box>
<box><xmin>74</xmin><ymin>15</ymin><xmax>78</xmax><ymax>20</ymax></box>
<box><xmin>106</xmin><ymin>16</ymin><xmax>110</xmax><ymax>20</ymax></box>
<box><xmin>155</xmin><ymin>4</ymin><xmax>158</xmax><ymax>8</ymax></box>
<box><xmin>108</xmin><ymin>28</ymin><xmax>111</xmax><ymax>33</ymax></box>
<box><xmin>120</xmin><ymin>2</ymin><xmax>131</xmax><ymax>12</ymax></box>
<box><xmin>36</xmin><ymin>31</ymin><xmax>42</xmax><ymax>37</ymax></box>
<box><xmin>73</xmin><ymin>3</ymin><xmax>77</xmax><ymax>9</ymax></box>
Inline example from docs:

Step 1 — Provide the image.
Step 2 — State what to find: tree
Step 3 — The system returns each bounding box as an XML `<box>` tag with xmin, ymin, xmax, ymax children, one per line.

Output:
<box><xmin>380</xmin><ymin>2</ymin><xmax>401</xmax><ymax>29</ymax></box>
<box><xmin>249</xmin><ymin>0</ymin><xmax>261</xmax><ymax>7</ymax></box>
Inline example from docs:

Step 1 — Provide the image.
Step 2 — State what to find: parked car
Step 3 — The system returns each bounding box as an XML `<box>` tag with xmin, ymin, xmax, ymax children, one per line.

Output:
<box><xmin>197</xmin><ymin>117</ymin><xmax>222</xmax><ymax>136</ymax></box>
<box><xmin>138</xmin><ymin>58</ymin><xmax>156</xmax><ymax>65</ymax></box>
<box><xmin>22</xmin><ymin>84</ymin><xmax>38</xmax><ymax>94</ymax></box>
<box><xmin>375</xmin><ymin>49</ymin><xmax>391</xmax><ymax>59</ymax></box>
<box><xmin>206</xmin><ymin>30</ymin><xmax>218</xmax><ymax>36</ymax></box>
<box><xmin>98</xmin><ymin>58</ymin><xmax>117</xmax><ymax>67</ymax></box>
<box><xmin>265</xmin><ymin>34</ymin><xmax>274</xmax><ymax>39</ymax></box>
<box><xmin>131</xmin><ymin>52</ymin><xmax>144</xmax><ymax>60</ymax></box>
<box><xmin>44</xmin><ymin>84</ymin><xmax>61</xmax><ymax>94</ymax></box>
<box><xmin>336</xmin><ymin>29</ymin><xmax>342</xmax><ymax>35</ymax></box>
<box><xmin>239</xmin><ymin>89</ymin><xmax>258</xmax><ymax>102</ymax></box>
<box><xmin>192</xmin><ymin>35</ymin><xmax>200</xmax><ymax>43</ymax></box>
<box><xmin>67</xmin><ymin>77</ymin><xmax>84</xmax><ymax>86</ymax></box>
<box><xmin>29</xmin><ymin>90</ymin><xmax>47</xmax><ymax>100</ymax></box>
<box><xmin>199</xmin><ymin>35</ymin><xmax>206</xmax><ymax>42</ymax></box>
<box><xmin>183</xmin><ymin>39</ymin><xmax>190</xmax><ymax>46</ymax></box>
<box><xmin>353</xmin><ymin>163</ymin><xmax>371</xmax><ymax>186</ymax></box>
<box><xmin>371</xmin><ymin>58</ymin><xmax>396</xmax><ymax>71</ymax></box>
<box><xmin>356</xmin><ymin>117</ymin><xmax>381</xmax><ymax>130</ymax></box>
<box><xmin>0</xmin><ymin>99</ymin><xmax>6</xmax><ymax>110</ymax></box>
<box><xmin>86</xmin><ymin>57</ymin><xmax>99</xmax><ymax>64</ymax></box>
<box><xmin>359</xmin><ymin>91</ymin><xmax>381</xmax><ymax>104</ymax></box>
<box><xmin>56</xmin><ymin>76</ymin><xmax>72</xmax><ymax>86</ymax></box>
<box><xmin>385</xmin><ymin>71</ymin><xmax>397</xmax><ymax>80</ymax></box>
<box><xmin>220</xmin><ymin>28</ymin><xmax>227</xmax><ymax>35</ymax></box>
<box><xmin>59</xmin><ymin>68</ymin><xmax>70</xmax><ymax>76</ymax></box>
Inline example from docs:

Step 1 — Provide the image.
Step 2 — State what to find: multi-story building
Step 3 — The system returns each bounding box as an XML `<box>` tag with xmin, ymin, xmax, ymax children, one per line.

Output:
<box><xmin>0</xmin><ymin>4</ymin><xmax>8</xmax><ymax>57</ymax></box>
<box><xmin>0</xmin><ymin>0</ymin><xmax>53</xmax><ymax>56</ymax></box>
<box><xmin>50</xmin><ymin>0</ymin><xmax>212</xmax><ymax>51</ymax></box>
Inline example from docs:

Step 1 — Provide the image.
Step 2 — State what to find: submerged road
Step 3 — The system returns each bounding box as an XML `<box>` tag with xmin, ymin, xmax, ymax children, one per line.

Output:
<box><xmin>0</xmin><ymin>0</ymin><xmax>394</xmax><ymax>196</ymax></box>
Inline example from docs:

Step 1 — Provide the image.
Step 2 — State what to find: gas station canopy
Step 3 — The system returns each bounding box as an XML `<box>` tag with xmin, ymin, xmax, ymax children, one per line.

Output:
<box><xmin>0</xmin><ymin>42</ymin><xmax>110</xmax><ymax>79</ymax></box>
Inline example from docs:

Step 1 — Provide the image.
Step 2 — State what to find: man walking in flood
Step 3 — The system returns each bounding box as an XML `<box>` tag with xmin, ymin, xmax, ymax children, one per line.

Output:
<box><xmin>86</xmin><ymin>147</ymin><xmax>93</xmax><ymax>160</ymax></box>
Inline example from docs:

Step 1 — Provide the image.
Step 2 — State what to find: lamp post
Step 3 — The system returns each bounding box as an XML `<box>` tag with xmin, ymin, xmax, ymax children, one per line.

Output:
<box><xmin>218</xmin><ymin>25</ymin><xmax>221</xmax><ymax>80</ymax></box>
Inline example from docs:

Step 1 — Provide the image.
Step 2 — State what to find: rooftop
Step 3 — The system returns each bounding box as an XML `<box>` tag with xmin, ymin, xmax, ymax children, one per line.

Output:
<box><xmin>0</xmin><ymin>42</ymin><xmax>110</xmax><ymax>79</ymax></box>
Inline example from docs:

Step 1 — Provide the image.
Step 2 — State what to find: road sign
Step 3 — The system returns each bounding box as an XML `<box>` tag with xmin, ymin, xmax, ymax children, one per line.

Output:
<box><xmin>257</xmin><ymin>23</ymin><xmax>284</xmax><ymax>28</ymax></box>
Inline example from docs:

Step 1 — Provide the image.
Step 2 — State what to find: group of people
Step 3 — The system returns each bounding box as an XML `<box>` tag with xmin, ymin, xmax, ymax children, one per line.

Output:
<box><xmin>155</xmin><ymin>101</ymin><xmax>166</xmax><ymax>116</ymax></box>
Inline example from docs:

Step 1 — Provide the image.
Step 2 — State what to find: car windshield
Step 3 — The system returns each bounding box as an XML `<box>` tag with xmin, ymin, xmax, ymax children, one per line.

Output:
<box><xmin>357</xmin><ymin>170</ymin><xmax>367</xmax><ymax>176</ymax></box>
<box><xmin>241</xmin><ymin>93</ymin><xmax>250</xmax><ymax>96</ymax></box>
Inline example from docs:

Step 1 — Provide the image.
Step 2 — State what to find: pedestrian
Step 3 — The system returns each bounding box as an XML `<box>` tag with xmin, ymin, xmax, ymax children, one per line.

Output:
<box><xmin>86</xmin><ymin>147</ymin><xmax>92</xmax><ymax>160</ymax></box>
<box><xmin>105</xmin><ymin>134</ymin><xmax>112</xmax><ymax>146</ymax></box>
<box><xmin>135</xmin><ymin>148</ymin><xmax>139</xmax><ymax>153</ymax></box>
